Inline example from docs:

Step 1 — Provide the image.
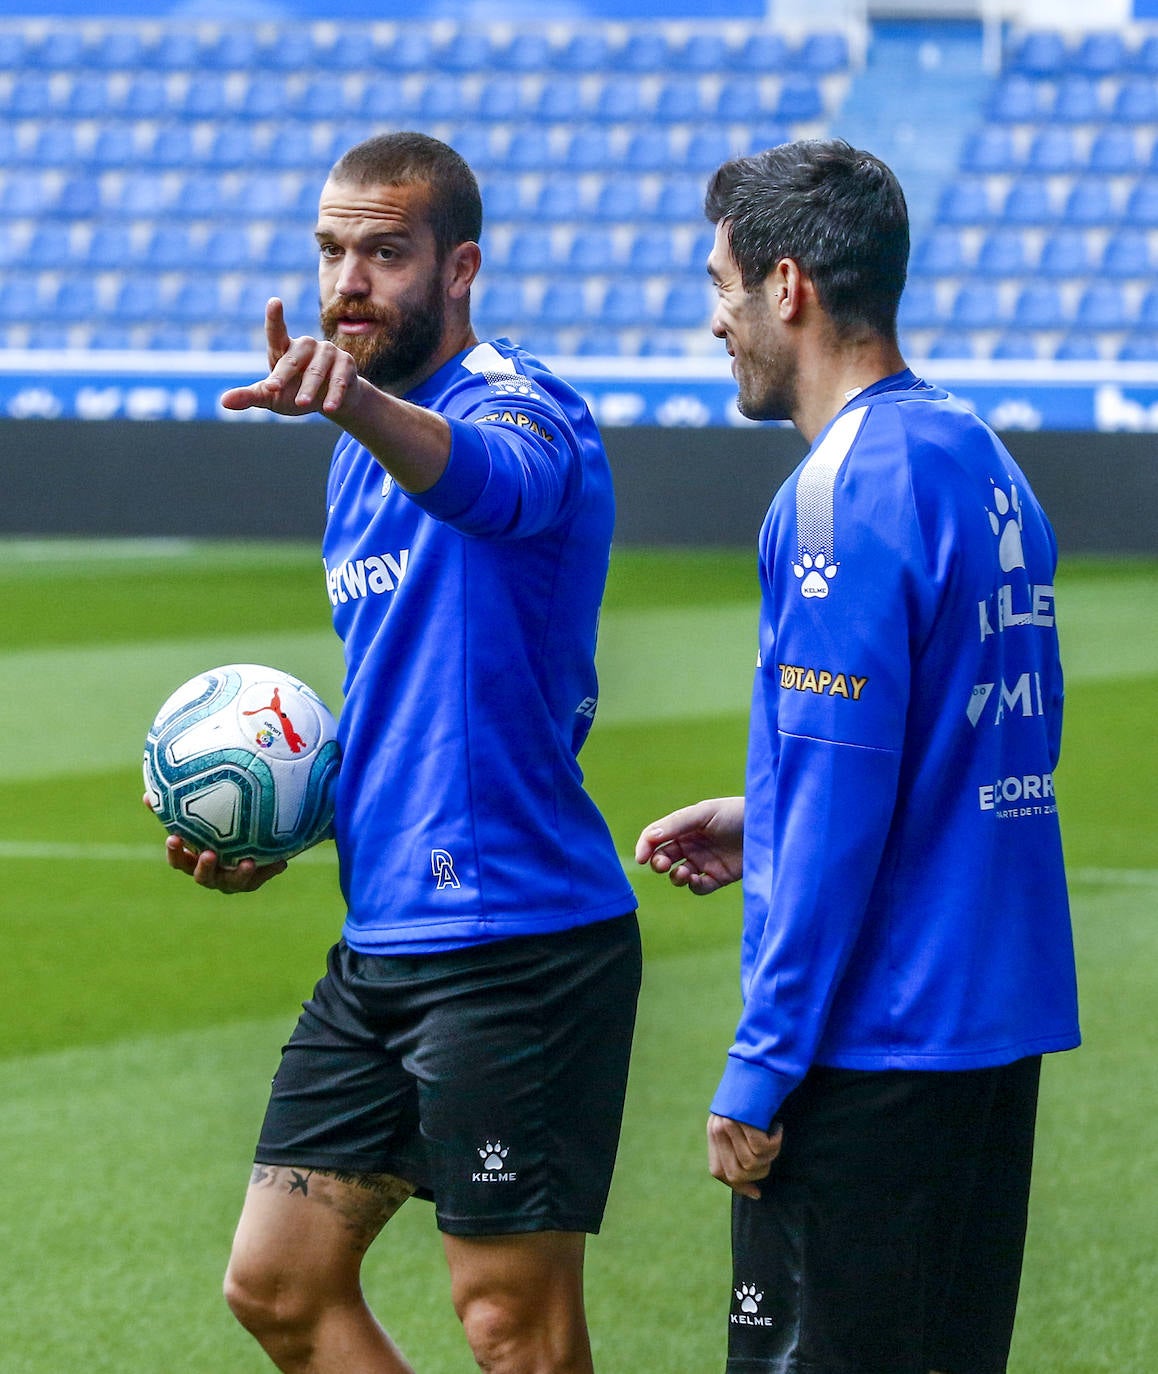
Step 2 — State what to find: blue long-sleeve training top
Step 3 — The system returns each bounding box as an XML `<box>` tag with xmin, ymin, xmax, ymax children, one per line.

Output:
<box><xmin>322</xmin><ymin>339</ymin><xmax>635</xmax><ymax>954</ymax></box>
<box><xmin>712</xmin><ymin>370</ymin><xmax>1080</xmax><ymax>1130</ymax></box>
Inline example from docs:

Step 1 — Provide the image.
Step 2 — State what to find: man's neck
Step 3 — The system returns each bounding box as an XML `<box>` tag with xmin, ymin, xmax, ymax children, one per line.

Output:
<box><xmin>793</xmin><ymin>337</ymin><xmax>907</xmax><ymax>446</ymax></box>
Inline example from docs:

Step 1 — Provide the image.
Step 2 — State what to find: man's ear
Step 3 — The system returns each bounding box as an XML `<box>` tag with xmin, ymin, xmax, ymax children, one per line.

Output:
<box><xmin>766</xmin><ymin>258</ymin><xmax>803</xmax><ymax>320</ymax></box>
<box><xmin>447</xmin><ymin>241</ymin><xmax>482</xmax><ymax>299</ymax></box>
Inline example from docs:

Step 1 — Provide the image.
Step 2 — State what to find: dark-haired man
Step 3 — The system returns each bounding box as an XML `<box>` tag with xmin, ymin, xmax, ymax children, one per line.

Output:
<box><xmin>636</xmin><ymin>139</ymin><xmax>1079</xmax><ymax>1373</ymax></box>
<box><xmin>161</xmin><ymin>132</ymin><xmax>640</xmax><ymax>1374</ymax></box>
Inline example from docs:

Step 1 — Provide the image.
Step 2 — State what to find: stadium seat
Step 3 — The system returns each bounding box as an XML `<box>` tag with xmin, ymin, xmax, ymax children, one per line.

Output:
<box><xmin>54</xmin><ymin>175</ymin><xmax>102</xmax><ymax>218</ymax></box>
<box><xmin>614</xmin><ymin>29</ymin><xmax>670</xmax><ymax>71</ymax></box>
<box><xmin>574</xmin><ymin>328</ymin><xmax>624</xmax><ymax>356</ymax></box>
<box><xmin>474</xmin><ymin>277</ymin><xmax>526</xmax><ymax>330</ymax></box>
<box><xmin>960</xmin><ymin>126</ymin><xmax>1019</xmax><ymax>174</ymax></box>
<box><xmin>29</xmin><ymin>123</ymin><xmax>80</xmax><ymax>167</ymax></box>
<box><xmin>508</xmin><ymin>228</ymin><xmax>557</xmax><ymax>273</ymax></box>
<box><xmin>1026</xmin><ymin>126</ymin><xmax>1082</xmax><ymax>174</ymax></box>
<box><xmin>506</xmin><ymin>128</ymin><xmax>554</xmax><ymax>171</ymax></box>
<box><xmin>1132</xmin><ymin>33</ymin><xmax>1158</xmax><ymax>72</ymax></box>
<box><xmin>414</xmin><ymin>75</ymin><xmax>468</xmax><ymax>122</ymax></box>
<box><xmin>1008</xmin><ymin>29</ymin><xmax>1067</xmax><ymax>76</ymax></box>
<box><xmin>743</xmin><ymin>124</ymin><xmax>793</xmax><ymax>156</ymax></box>
<box><xmin>797</xmin><ymin>31</ymin><xmax>850</xmax><ymax>73</ymax></box>
<box><xmin>1117</xmin><ymin>333</ymin><xmax>1158</xmax><ymax>361</ymax></box>
<box><xmin>627</xmin><ymin>227</ymin><xmax>680</xmax><ymax>274</ymax></box>
<box><xmin>0</xmin><ymin>278</ymin><xmax>42</xmax><ymax>320</ymax></box>
<box><xmin>1074</xmin><ymin>284</ymin><xmax>1131</xmax><ymax>330</ymax></box>
<box><xmin>539</xmin><ymin>280</ymin><xmax>587</xmax><ymax>327</ymax></box>
<box><xmin>376</xmin><ymin>27</ymin><xmax>435</xmax><ymax>71</ymax></box>
<box><xmin>1112</xmin><ymin>77</ymin><xmax>1158</xmax><ymax>123</ymax></box>
<box><xmin>654</xmin><ymin>79</ymin><xmax>706</xmax><ymax>122</ymax></box>
<box><xmin>4</xmin><ymin>75</ymin><xmax>55</xmax><ymax>118</ymax></box>
<box><xmin>479</xmin><ymin>178</ymin><xmax>525</xmax><ymax>222</ymax></box>
<box><xmin>937</xmin><ymin>179</ymin><xmax>992</xmax><ymax>225</ymax></box>
<box><xmin>142</xmin><ymin>123</ymin><xmax>197</xmax><ymax>168</ymax></box>
<box><xmin>239</xmin><ymin>73</ymin><xmax>289</xmax><ymax>120</ymax></box>
<box><xmin>910</xmin><ymin>227</ymin><xmax>969</xmax><ymax>276</ymax></box>
<box><xmin>533</xmin><ymin>175</ymin><xmax>585</xmax><ymax>222</ymax></box>
<box><xmin>122</xmin><ymin>73</ymin><xmax>170</xmax><ymax>118</ymax></box>
<box><xmin>262</xmin><ymin>226</ymin><xmax>313</xmax><ymax>272</ymax></box>
<box><xmin>1053</xmin><ymin>333</ymin><xmax>1102</xmax><ymax>361</ymax></box>
<box><xmin>714</xmin><ymin>77</ymin><xmax>767</xmax><ymax>122</ymax></box>
<box><xmin>1052</xmin><ymin>76</ymin><xmax>1103</xmax><ymax>122</ymax></box>
<box><xmin>561</xmin><ymin>126</ymin><xmax>611</xmax><ymax>172</ymax></box>
<box><xmin>358</xmin><ymin>81</ymin><xmax>410</xmax><ymax>122</ymax></box>
<box><xmin>489</xmin><ymin>29</ymin><xmax>553</xmax><ymax>72</ymax></box>
<box><xmin>203</xmin><ymin>225</ymin><xmax>254</xmax><ymax>269</ymax></box>
<box><xmin>1065</xmin><ymin>178</ymin><xmax>1117</xmax><ymax>225</ymax></box>
<box><xmin>1011</xmin><ymin>283</ymin><xmax>1068</xmax><ymax>330</ymax></box>
<box><xmin>443</xmin><ymin>127</ymin><xmax>497</xmax><ymax>173</ymax></box>
<box><xmin>685</xmin><ymin>128</ymin><xmax>735</xmax><ymax>172</ymax></box>
<box><xmin>667</xmin><ymin>31</ymin><xmax>730</xmax><ymax>73</ymax></box>
<box><xmin>950</xmin><ymin>282</ymin><xmax>1005</xmax><ymax>329</ymax></box>
<box><xmin>734</xmin><ymin>31</ymin><xmax>792</xmax><ymax>71</ymax></box>
<box><xmin>897</xmin><ymin>281</ymin><xmax>942</xmax><ymax>330</ymax></box>
<box><xmin>1088</xmin><ymin>127</ymin><xmax>1140</xmax><ymax>173</ymax></box>
<box><xmin>199</xmin><ymin>26</ymin><xmax>262</xmax><ymax>71</ymax></box>
<box><xmin>567</xmin><ymin>228</ymin><xmax>618</xmax><ymax>273</ymax></box>
<box><xmin>554</xmin><ymin>30</ymin><xmax>613</xmax><ymax>72</ymax></box>
<box><xmin>142</xmin><ymin>224</ymin><xmax>201</xmax><ymax>270</ymax></box>
<box><xmin>533</xmin><ymin>77</ymin><xmax>585</xmax><ymax>122</ymax></box>
<box><xmin>1037</xmin><ymin>228</ymin><xmax>1092</xmax><ymax>277</ymax></box>
<box><xmin>592</xmin><ymin>179</ymin><xmax>645</xmax><ymax>221</ymax></box>
<box><xmin>517</xmin><ymin>327</ymin><xmax>562</xmax><ymax>357</ymax></box>
<box><xmin>92</xmin><ymin>123</ymin><xmax>141</xmax><ymax>166</ymax></box>
<box><xmin>990</xmin><ymin>332</ymin><xmax>1039</xmax><ymax>361</ymax></box>
<box><xmin>65</xmin><ymin>74</ymin><xmax>114</xmax><ymax>118</ymax></box>
<box><xmin>206</xmin><ymin>324</ymin><xmax>260</xmax><ymax>352</ymax></box>
<box><xmin>85</xmin><ymin>26</ymin><xmax>146</xmax><ymax>70</ymax></box>
<box><xmin>170</xmin><ymin>277</ymin><xmax>225</xmax><ymax>323</ymax></box>
<box><xmin>660</xmin><ymin>281</ymin><xmax>712</xmax><ymax>329</ymax></box>
<box><xmin>624</xmin><ymin>129</ymin><xmax>674</xmax><ymax>172</ymax></box>
<box><xmin>1135</xmin><ymin>286</ymin><xmax>1158</xmax><ymax>329</ymax></box>
<box><xmin>976</xmin><ymin>228</ymin><xmax>1030</xmax><ymax>276</ymax></box>
<box><xmin>594</xmin><ymin>77</ymin><xmax>646</xmax><ymax>121</ymax></box>
<box><xmin>1100</xmin><ymin>229</ymin><xmax>1151</xmax><ymax>278</ymax></box>
<box><xmin>775</xmin><ymin>76</ymin><xmax>823</xmax><ymax>121</ymax></box>
<box><xmin>177</xmin><ymin>73</ymin><xmax>230</xmax><ymax>120</ymax></box>
<box><xmin>109</xmin><ymin>277</ymin><xmax>166</xmax><ymax>323</ymax></box>
<box><xmin>1124</xmin><ymin>178</ymin><xmax>1158</xmax><ymax>226</ymax></box>
<box><xmin>988</xmin><ymin>76</ymin><xmax>1041</xmax><ymax>122</ymax></box>
<box><xmin>149</xmin><ymin>28</ymin><xmax>203</xmax><ymax>70</ymax></box>
<box><xmin>926</xmin><ymin>331</ymin><xmax>976</xmax><ymax>359</ymax></box>
<box><xmin>599</xmin><ymin>280</ymin><xmax>650</xmax><ymax>327</ymax></box>
<box><xmin>1070</xmin><ymin>31</ymin><xmax>1127</xmax><ymax>74</ymax></box>
<box><xmin>652</xmin><ymin>177</ymin><xmax>704</xmax><ymax>222</ymax></box>
<box><xmin>1002</xmin><ymin>178</ymin><xmax>1054</xmax><ymax>224</ymax></box>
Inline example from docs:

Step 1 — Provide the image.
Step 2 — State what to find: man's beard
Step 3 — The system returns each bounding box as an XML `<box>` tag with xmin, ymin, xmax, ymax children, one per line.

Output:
<box><xmin>735</xmin><ymin>347</ymin><xmax>797</xmax><ymax>423</ymax></box>
<box><xmin>320</xmin><ymin>280</ymin><xmax>445</xmax><ymax>391</ymax></box>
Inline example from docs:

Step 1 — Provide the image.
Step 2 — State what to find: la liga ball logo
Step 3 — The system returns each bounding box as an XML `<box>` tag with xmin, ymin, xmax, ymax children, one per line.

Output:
<box><xmin>254</xmin><ymin>726</ymin><xmax>277</xmax><ymax>750</ymax></box>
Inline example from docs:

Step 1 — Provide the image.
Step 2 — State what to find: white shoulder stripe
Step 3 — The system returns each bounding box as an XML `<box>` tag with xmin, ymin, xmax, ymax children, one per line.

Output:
<box><xmin>796</xmin><ymin>406</ymin><xmax>867</xmax><ymax>561</ymax></box>
<box><xmin>462</xmin><ymin>342</ymin><xmax>520</xmax><ymax>378</ymax></box>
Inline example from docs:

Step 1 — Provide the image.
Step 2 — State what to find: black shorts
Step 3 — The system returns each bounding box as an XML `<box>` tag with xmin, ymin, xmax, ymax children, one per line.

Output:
<box><xmin>255</xmin><ymin>913</ymin><xmax>641</xmax><ymax>1237</ymax></box>
<box><xmin>727</xmin><ymin>1057</ymin><xmax>1042</xmax><ymax>1374</ymax></box>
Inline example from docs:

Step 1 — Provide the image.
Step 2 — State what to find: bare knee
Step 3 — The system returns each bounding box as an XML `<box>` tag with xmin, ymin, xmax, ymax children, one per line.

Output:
<box><xmin>223</xmin><ymin>1252</ymin><xmax>322</xmax><ymax>1359</ymax></box>
<box><xmin>457</xmin><ymin>1293</ymin><xmax>526</xmax><ymax>1373</ymax></box>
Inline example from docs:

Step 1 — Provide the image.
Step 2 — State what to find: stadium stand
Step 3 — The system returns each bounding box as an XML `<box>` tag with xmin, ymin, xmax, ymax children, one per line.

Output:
<box><xmin>0</xmin><ymin>13</ymin><xmax>1155</xmax><ymax>365</ymax></box>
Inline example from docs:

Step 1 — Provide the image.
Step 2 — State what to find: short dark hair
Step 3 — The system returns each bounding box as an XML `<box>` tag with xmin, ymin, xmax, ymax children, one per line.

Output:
<box><xmin>329</xmin><ymin>131</ymin><xmax>483</xmax><ymax>261</ymax></box>
<box><xmin>705</xmin><ymin>138</ymin><xmax>909</xmax><ymax>341</ymax></box>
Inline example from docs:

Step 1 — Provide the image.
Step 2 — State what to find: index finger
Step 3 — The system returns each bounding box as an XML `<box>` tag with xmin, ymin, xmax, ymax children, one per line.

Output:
<box><xmin>265</xmin><ymin>296</ymin><xmax>293</xmax><ymax>368</ymax></box>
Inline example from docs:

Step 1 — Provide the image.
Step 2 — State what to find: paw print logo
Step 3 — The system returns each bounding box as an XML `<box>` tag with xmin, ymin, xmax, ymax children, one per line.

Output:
<box><xmin>479</xmin><ymin>1142</ymin><xmax>509</xmax><ymax>1169</ymax></box>
<box><xmin>736</xmin><ymin>1283</ymin><xmax>763</xmax><ymax>1314</ymax></box>
<box><xmin>988</xmin><ymin>480</ymin><xmax>1026</xmax><ymax>573</ymax></box>
<box><xmin>793</xmin><ymin>550</ymin><xmax>839</xmax><ymax>599</ymax></box>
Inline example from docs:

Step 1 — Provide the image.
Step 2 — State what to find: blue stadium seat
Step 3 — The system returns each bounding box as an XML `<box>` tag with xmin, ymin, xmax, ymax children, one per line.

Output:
<box><xmin>414</xmin><ymin>75</ymin><xmax>468</xmax><ymax>122</ymax></box>
<box><xmin>1026</xmin><ymin>126</ymin><xmax>1082</xmax><ymax>174</ymax></box>
<box><xmin>561</xmin><ymin>126</ymin><xmax>611</xmax><ymax>172</ymax></box>
<box><xmin>1037</xmin><ymin>228</ymin><xmax>1092</xmax><ymax>277</ymax></box>
<box><xmin>0</xmin><ymin>29</ymin><xmax>27</xmax><ymax>69</ymax></box>
<box><xmin>1053</xmin><ymin>333</ymin><xmax>1102</xmax><ymax>361</ymax></box>
<box><xmin>668</xmin><ymin>31</ymin><xmax>730</xmax><ymax>73</ymax></box>
<box><xmin>533</xmin><ymin>77</ymin><xmax>585</xmax><ymax>122</ymax></box>
<box><xmin>685</xmin><ymin>128</ymin><xmax>734</xmax><ymax>171</ymax></box>
<box><xmin>508</xmin><ymin>228</ymin><xmax>557</xmax><ymax>273</ymax></box>
<box><xmin>239</xmin><ymin>73</ymin><xmax>288</xmax><ymax>120</ymax></box>
<box><xmin>652</xmin><ymin>177</ymin><xmax>703</xmax><ymax>222</ymax></box>
<box><xmin>1011</xmin><ymin>283</ymin><xmax>1068</xmax><ymax>330</ymax></box>
<box><xmin>574</xmin><ymin>328</ymin><xmax>624</xmax><ymax>357</ymax></box>
<box><xmin>0</xmin><ymin>172</ymin><xmax>54</xmax><ymax>216</ymax></box>
<box><xmin>122</xmin><ymin>73</ymin><xmax>170</xmax><ymax>118</ymax></box>
<box><xmin>734</xmin><ymin>31</ymin><xmax>792</xmax><ymax>71</ymax></box>
<box><xmin>592</xmin><ymin>179</ymin><xmax>645</xmax><ymax>221</ymax></box>
<box><xmin>624</xmin><ymin>129</ymin><xmax>674</xmax><ymax>172</ymax></box>
<box><xmin>376</xmin><ymin>28</ymin><xmax>435</xmax><ymax>71</ymax></box>
<box><xmin>54</xmin><ymin>175</ymin><xmax>102</xmax><ymax>218</ymax></box>
<box><xmin>1124</xmin><ymin>178</ymin><xmax>1158</xmax><ymax>226</ymax></box>
<box><xmin>1112</xmin><ymin>77</ymin><xmax>1158</xmax><ymax>122</ymax></box>
<box><xmin>170</xmin><ymin>277</ymin><xmax>225</xmax><ymax>323</ymax></box>
<box><xmin>507</xmin><ymin>128</ymin><xmax>554</xmax><ymax>171</ymax></box>
<box><xmin>627</xmin><ymin>227</ymin><xmax>680</xmax><ymax>274</ymax></box>
<box><xmin>65</xmin><ymin>74</ymin><xmax>115</xmax><ymax>118</ymax></box>
<box><xmin>0</xmin><ymin>224</ymin><xmax>25</xmax><ymax>265</ymax></box>
<box><xmin>109</xmin><ymin>277</ymin><xmax>166</xmax><ymax>323</ymax></box>
<box><xmin>142</xmin><ymin>224</ymin><xmax>201</xmax><ymax>270</ymax></box>
<box><xmin>149</xmin><ymin>28</ymin><xmax>204</xmax><ymax>71</ymax></box>
<box><xmin>479</xmin><ymin>178</ymin><xmax>525</xmax><ymax>222</ymax></box>
<box><xmin>714</xmin><ymin>77</ymin><xmax>768</xmax><ymax>122</ymax></box>
<box><xmin>897</xmin><ymin>281</ymin><xmax>942</xmax><ymax>330</ymax></box>
<box><xmin>0</xmin><ymin>278</ymin><xmax>42</xmax><ymax>320</ymax></box>
<box><xmin>614</xmin><ymin>29</ymin><xmax>670</xmax><ymax>71</ymax></box>
<box><xmin>1137</xmin><ymin>287</ymin><xmax>1158</xmax><ymax>329</ymax></box>
<box><xmin>203</xmin><ymin>225</ymin><xmax>253</xmax><ymax>269</ymax></box>
<box><xmin>976</xmin><ymin>228</ymin><xmax>1030</xmax><ymax>276</ymax></box>
<box><xmin>1132</xmin><ymin>33</ymin><xmax>1158</xmax><ymax>73</ymax></box>
<box><xmin>358</xmin><ymin>81</ymin><xmax>409</xmax><ymax>122</ymax></box>
<box><xmin>517</xmin><ymin>328</ymin><xmax>562</xmax><ymax>357</ymax></box>
<box><xmin>1100</xmin><ymin>229</ymin><xmax>1151</xmax><ymax>277</ymax></box>
<box><xmin>960</xmin><ymin>126</ymin><xmax>1019</xmax><ymax>173</ymax></box>
<box><xmin>539</xmin><ymin>280</ymin><xmax>587</xmax><ymax>327</ymax></box>
<box><xmin>176</xmin><ymin>73</ymin><xmax>230</xmax><ymax>119</ymax></box>
<box><xmin>1003</xmin><ymin>178</ymin><xmax>1055</xmax><ymax>224</ymax></box>
<box><xmin>554</xmin><ymin>31</ymin><xmax>613</xmax><ymax>72</ymax></box>
<box><xmin>926</xmin><ymin>331</ymin><xmax>976</xmax><ymax>359</ymax></box>
<box><xmin>1074</xmin><ymin>284</ymin><xmax>1131</xmax><ymax>330</ymax></box>
<box><xmin>1070</xmin><ymin>31</ymin><xmax>1127</xmax><ymax>75</ymax></box>
<box><xmin>4</xmin><ymin>75</ymin><xmax>56</xmax><ymax>118</ymax></box>
<box><xmin>1065</xmin><ymin>178</ymin><xmax>1117</xmax><ymax>225</ymax></box>
<box><xmin>567</xmin><ymin>228</ymin><xmax>618</xmax><ymax>273</ymax></box>
<box><xmin>1089</xmin><ymin>127</ymin><xmax>1140</xmax><ymax>173</ymax></box>
<box><xmin>433</xmin><ymin>28</ymin><xmax>498</xmax><ymax>73</ymax></box>
<box><xmin>263</xmin><ymin>226</ymin><xmax>313</xmax><ymax>272</ymax></box>
<box><xmin>533</xmin><ymin>175</ymin><xmax>585</xmax><ymax>222</ymax></box>
<box><xmin>199</xmin><ymin>26</ymin><xmax>262</xmax><ymax>71</ymax></box>
<box><xmin>495</xmin><ymin>30</ymin><xmax>557</xmax><ymax>72</ymax></box>
<box><xmin>775</xmin><ymin>76</ymin><xmax>823</xmax><ymax>121</ymax></box>
<box><xmin>206</xmin><ymin>324</ymin><xmax>260</xmax><ymax>352</ymax></box>
<box><xmin>990</xmin><ymin>332</ymin><xmax>1039</xmax><ymax>361</ymax></box>
<box><xmin>1118</xmin><ymin>333</ymin><xmax>1158</xmax><ymax>361</ymax></box>
<box><xmin>92</xmin><ymin>123</ymin><xmax>140</xmax><ymax>166</ymax></box>
<box><xmin>1051</xmin><ymin>76</ymin><xmax>1103</xmax><ymax>122</ymax></box>
<box><xmin>797</xmin><ymin>31</ymin><xmax>850</xmax><ymax>73</ymax></box>
<box><xmin>594</xmin><ymin>76</ymin><xmax>646</xmax><ymax>121</ymax></box>
<box><xmin>910</xmin><ymin>227</ymin><xmax>969</xmax><ymax>276</ymax></box>
<box><xmin>29</xmin><ymin>123</ymin><xmax>80</xmax><ymax>167</ymax></box>
<box><xmin>206</xmin><ymin>123</ymin><xmax>269</xmax><ymax>170</ymax></box>
<box><xmin>654</xmin><ymin>78</ymin><xmax>706</xmax><ymax>122</ymax></box>
<box><xmin>660</xmin><ymin>281</ymin><xmax>712</xmax><ymax>329</ymax></box>
<box><xmin>599</xmin><ymin>280</ymin><xmax>650</xmax><ymax>327</ymax></box>
<box><xmin>742</xmin><ymin>124</ymin><xmax>793</xmax><ymax>156</ymax></box>
<box><xmin>1008</xmin><ymin>29</ymin><xmax>1067</xmax><ymax>76</ymax></box>
<box><xmin>949</xmin><ymin>282</ymin><xmax>1005</xmax><ymax>329</ymax></box>
<box><xmin>937</xmin><ymin>179</ymin><xmax>992</xmax><ymax>225</ymax></box>
<box><xmin>988</xmin><ymin>76</ymin><xmax>1040</xmax><ymax>122</ymax></box>
<box><xmin>86</xmin><ymin>26</ymin><xmax>147</xmax><ymax>70</ymax></box>
<box><xmin>444</xmin><ymin>127</ymin><xmax>497</xmax><ymax>173</ymax></box>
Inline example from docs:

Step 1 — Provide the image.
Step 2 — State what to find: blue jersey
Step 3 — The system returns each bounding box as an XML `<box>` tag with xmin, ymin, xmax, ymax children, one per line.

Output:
<box><xmin>322</xmin><ymin>339</ymin><xmax>635</xmax><ymax>954</ymax></box>
<box><xmin>712</xmin><ymin>371</ymin><xmax>1080</xmax><ymax>1130</ymax></box>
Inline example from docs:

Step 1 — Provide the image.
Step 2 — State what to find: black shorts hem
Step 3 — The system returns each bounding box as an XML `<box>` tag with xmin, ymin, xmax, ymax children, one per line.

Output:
<box><xmin>436</xmin><ymin>1213</ymin><xmax>604</xmax><ymax>1238</ymax></box>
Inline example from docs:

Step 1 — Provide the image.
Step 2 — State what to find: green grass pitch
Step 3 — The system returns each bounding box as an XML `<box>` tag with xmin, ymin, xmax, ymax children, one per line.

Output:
<box><xmin>0</xmin><ymin>538</ymin><xmax>1154</xmax><ymax>1372</ymax></box>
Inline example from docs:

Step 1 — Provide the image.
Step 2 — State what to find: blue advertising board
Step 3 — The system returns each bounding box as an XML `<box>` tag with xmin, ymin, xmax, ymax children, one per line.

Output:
<box><xmin>3</xmin><ymin>351</ymin><xmax>1158</xmax><ymax>432</ymax></box>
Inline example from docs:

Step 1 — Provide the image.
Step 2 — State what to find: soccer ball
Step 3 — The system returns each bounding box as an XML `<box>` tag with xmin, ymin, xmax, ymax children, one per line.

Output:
<box><xmin>143</xmin><ymin>663</ymin><xmax>340</xmax><ymax>866</ymax></box>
